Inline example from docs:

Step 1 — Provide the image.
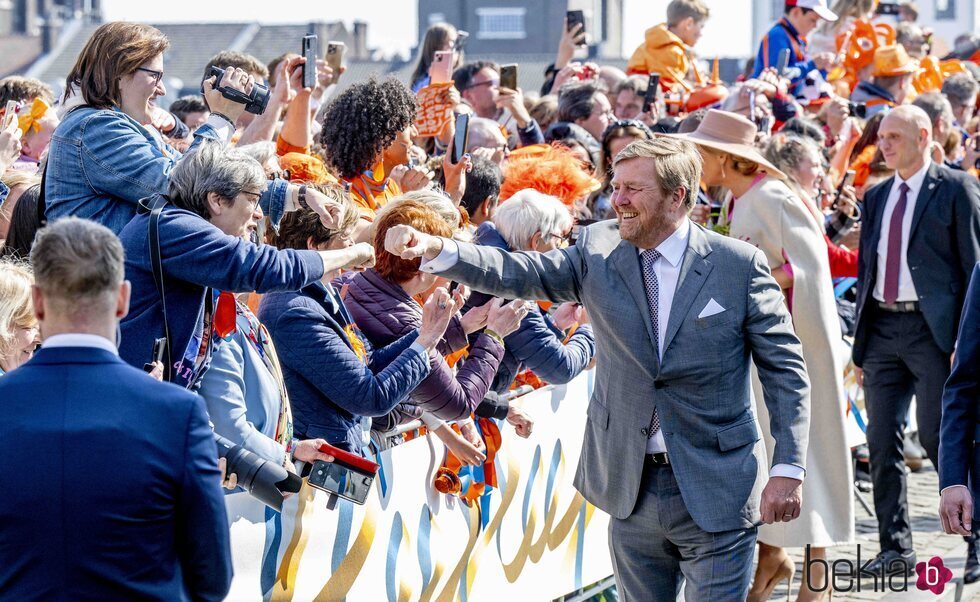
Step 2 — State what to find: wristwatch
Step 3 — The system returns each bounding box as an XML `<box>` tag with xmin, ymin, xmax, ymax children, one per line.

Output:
<box><xmin>297</xmin><ymin>184</ymin><xmax>309</xmax><ymax>210</ymax></box>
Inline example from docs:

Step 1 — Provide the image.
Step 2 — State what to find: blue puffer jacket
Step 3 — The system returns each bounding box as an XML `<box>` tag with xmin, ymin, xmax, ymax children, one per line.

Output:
<box><xmin>469</xmin><ymin>222</ymin><xmax>596</xmax><ymax>393</ymax></box>
<box><xmin>344</xmin><ymin>269</ymin><xmax>506</xmax><ymax>421</ymax></box>
<box><xmin>259</xmin><ymin>282</ymin><xmax>430</xmax><ymax>453</ymax></box>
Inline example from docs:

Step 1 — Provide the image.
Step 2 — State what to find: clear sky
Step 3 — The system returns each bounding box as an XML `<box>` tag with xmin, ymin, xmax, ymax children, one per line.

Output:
<box><xmin>100</xmin><ymin>0</ymin><xmax>755</xmax><ymax>60</ymax></box>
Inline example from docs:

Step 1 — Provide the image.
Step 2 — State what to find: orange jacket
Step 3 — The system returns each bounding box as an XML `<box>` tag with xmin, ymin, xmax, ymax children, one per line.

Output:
<box><xmin>626</xmin><ymin>23</ymin><xmax>694</xmax><ymax>91</ymax></box>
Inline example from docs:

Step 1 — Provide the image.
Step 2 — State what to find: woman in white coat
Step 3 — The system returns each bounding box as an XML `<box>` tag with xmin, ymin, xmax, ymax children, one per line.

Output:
<box><xmin>673</xmin><ymin>110</ymin><xmax>854</xmax><ymax>602</ymax></box>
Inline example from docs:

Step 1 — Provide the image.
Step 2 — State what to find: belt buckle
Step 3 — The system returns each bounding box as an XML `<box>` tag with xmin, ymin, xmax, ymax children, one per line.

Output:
<box><xmin>648</xmin><ymin>452</ymin><xmax>670</xmax><ymax>466</ymax></box>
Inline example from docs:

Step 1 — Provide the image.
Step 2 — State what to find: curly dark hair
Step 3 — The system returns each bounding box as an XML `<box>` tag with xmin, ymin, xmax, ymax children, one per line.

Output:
<box><xmin>317</xmin><ymin>76</ymin><xmax>418</xmax><ymax>179</ymax></box>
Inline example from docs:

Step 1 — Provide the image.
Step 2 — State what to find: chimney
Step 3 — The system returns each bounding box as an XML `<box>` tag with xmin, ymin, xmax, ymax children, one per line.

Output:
<box><xmin>353</xmin><ymin>21</ymin><xmax>368</xmax><ymax>60</ymax></box>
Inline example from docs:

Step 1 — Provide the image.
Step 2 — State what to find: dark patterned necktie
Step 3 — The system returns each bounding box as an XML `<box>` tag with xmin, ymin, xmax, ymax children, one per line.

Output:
<box><xmin>641</xmin><ymin>249</ymin><xmax>662</xmax><ymax>437</ymax></box>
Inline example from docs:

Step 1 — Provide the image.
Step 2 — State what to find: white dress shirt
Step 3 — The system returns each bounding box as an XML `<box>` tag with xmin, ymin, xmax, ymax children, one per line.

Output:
<box><xmin>422</xmin><ymin>222</ymin><xmax>803</xmax><ymax>481</ymax></box>
<box><xmin>873</xmin><ymin>162</ymin><xmax>930</xmax><ymax>303</ymax></box>
<box><xmin>42</xmin><ymin>333</ymin><xmax>118</xmax><ymax>355</ymax></box>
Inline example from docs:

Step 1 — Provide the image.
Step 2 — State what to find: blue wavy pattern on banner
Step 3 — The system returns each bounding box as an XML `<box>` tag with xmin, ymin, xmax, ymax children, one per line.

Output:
<box><xmin>544</xmin><ymin>441</ymin><xmax>563</xmax><ymax>516</ymax></box>
<box><xmin>386</xmin><ymin>512</ymin><xmax>404</xmax><ymax>602</ymax></box>
<box><xmin>260</xmin><ymin>505</ymin><xmax>282</xmax><ymax>599</ymax></box>
<box><xmin>521</xmin><ymin>446</ymin><xmax>543</xmax><ymax>530</ymax></box>
<box><xmin>417</xmin><ymin>507</ymin><xmax>433</xmax><ymax>591</ymax></box>
<box><xmin>332</xmin><ymin>500</ymin><xmax>354</xmax><ymax>576</ymax></box>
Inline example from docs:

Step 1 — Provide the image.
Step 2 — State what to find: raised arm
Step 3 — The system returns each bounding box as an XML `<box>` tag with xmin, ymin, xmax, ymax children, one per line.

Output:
<box><xmin>385</xmin><ymin>224</ymin><xmax>585</xmax><ymax>303</ymax></box>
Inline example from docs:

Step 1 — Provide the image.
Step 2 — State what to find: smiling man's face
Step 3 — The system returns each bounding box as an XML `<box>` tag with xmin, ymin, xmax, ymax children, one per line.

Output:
<box><xmin>610</xmin><ymin>156</ymin><xmax>679</xmax><ymax>249</ymax></box>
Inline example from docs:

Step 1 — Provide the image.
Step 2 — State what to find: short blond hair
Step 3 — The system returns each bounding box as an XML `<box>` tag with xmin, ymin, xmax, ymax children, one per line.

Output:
<box><xmin>614</xmin><ymin>137</ymin><xmax>703</xmax><ymax>209</ymax></box>
<box><xmin>667</xmin><ymin>0</ymin><xmax>710</xmax><ymax>27</ymax></box>
<box><xmin>0</xmin><ymin>259</ymin><xmax>36</xmax><ymax>358</ymax></box>
<box><xmin>1</xmin><ymin>170</ymin><xmax>41</xmax><ymax>190</ymax></box>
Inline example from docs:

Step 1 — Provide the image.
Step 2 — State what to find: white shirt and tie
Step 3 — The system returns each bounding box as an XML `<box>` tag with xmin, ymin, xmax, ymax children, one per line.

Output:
<box><xmin>873</xmin><ymin>162</ymin><xmax>930</xmax><ymax>303</ymax></box>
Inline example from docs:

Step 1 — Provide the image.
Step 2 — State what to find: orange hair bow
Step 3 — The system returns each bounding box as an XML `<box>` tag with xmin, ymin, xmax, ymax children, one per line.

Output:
<box><xmin>17</xmin><ymin>97</ymin><xmax>50</xmax><ymax>135</ymax></box>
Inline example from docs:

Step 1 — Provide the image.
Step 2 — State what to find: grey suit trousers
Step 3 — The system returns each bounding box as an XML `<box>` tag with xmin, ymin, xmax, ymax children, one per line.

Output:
<box><xmin>609</xmin><ymin>461</ymin><xmax>758</xmax><ymax>601</ymax></box>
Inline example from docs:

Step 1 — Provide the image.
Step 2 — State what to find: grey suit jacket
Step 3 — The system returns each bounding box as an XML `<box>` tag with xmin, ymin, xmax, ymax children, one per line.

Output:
<box><xmin>439</xmin><ymin>220</ymin><xmax>810</xmax><ymax>532</ymax></box>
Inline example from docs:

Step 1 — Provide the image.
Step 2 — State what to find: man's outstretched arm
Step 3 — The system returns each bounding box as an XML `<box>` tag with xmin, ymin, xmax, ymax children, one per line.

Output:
<box><xmin>385</xmin><ymin>224</ymin><xmax>585</xmax><ymax>304</ymax></box>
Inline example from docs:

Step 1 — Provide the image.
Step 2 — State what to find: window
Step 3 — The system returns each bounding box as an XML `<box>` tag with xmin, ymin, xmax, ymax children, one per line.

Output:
<box><xmin>935</xmin><ymin>0</ymin><xmax>955</xmax><ymax>20</ymax></box>
<box><xmin>476</xmin><ymin>7</ymin><xmax>526</xmax><ymax>40</ymax></box>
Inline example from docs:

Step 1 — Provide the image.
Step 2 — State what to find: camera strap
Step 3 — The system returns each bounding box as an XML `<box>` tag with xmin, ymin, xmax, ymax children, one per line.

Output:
<box><xmin>144</xmin><ymin>195</ymin><xmax>174</xmax><ymax>381</ymax></box>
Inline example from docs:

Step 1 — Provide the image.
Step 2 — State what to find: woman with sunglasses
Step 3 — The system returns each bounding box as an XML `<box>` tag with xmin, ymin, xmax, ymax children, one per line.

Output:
<box><xmin>44</xmin><ymin>22</ymin><xmax>330</xmax><ymax>235</ymax></box>
<box><xmin>589</xmin><ymin>119</ymin><xmax>653</xmax><ymax>220</ymax></box>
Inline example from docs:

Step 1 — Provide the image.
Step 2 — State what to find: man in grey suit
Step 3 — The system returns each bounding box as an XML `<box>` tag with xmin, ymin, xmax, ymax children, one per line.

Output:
<box><xmin>385</xmin><ymin>137</ymin><xmax>811</xmax><ymax>600</ymax></box>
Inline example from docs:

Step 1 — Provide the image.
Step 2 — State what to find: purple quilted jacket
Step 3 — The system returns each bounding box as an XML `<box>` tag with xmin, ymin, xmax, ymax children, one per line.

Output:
<box><xmin>344</xmin><ymin>269</ymin><xmax>506</xmax><ymax>421</ymax></box>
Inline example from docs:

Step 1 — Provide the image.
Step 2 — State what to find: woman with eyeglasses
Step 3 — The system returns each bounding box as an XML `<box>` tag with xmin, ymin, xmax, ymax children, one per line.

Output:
<box><xmin>44</xmin><ymin>22</ymin><xmax>328</xmax><ymax>235</ymax></box>
<box><xmin>0</xmin><ymin>259</ymin><xmax>39</xmax><ymax>377</ymax></box>
<box><xmin>589</xmin><ymin>119</ymin><xmax>653</xmax><ymax>220</ymax></box>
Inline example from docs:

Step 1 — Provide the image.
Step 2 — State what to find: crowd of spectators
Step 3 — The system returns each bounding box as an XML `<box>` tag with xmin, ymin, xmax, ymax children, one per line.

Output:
<box><xmin>0</xmin><ymin>0</ymin><xmax>978</xmax><ymax>599</ymax></box>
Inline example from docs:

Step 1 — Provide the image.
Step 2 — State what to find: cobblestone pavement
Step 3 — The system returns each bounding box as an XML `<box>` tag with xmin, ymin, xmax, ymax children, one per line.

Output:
<box><xmin>766</xmin><ymin>466</ymin><xmax>980</xmax><ymax>601</ymax></box>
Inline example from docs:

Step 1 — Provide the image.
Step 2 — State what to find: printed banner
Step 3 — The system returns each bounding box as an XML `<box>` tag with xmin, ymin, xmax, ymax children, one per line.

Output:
<box><xmin>224</xmin><ymin>370</ymin><xmax>613</xmax><ymax>601</ymax></box>
<box><xmin>414</xmin><ymin>82</ymin><xmax>455</xmax><ymax>138</ymax></box>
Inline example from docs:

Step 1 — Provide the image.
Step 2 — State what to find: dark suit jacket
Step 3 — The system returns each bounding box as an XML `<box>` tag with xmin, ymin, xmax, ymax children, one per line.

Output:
<box><xmin>0</xmin><ymin>346</ymin><xmax>232</xmax><ymax>601</ymax></box>
<box><xmin>853</xmin><ymin>163</ymin><xmax>980</xmax><ymax>366</ymax></box>
<box><xmin>939</xmin><ymin>263</ymin><xmax>980</xmax><ymax>514</ymax></box>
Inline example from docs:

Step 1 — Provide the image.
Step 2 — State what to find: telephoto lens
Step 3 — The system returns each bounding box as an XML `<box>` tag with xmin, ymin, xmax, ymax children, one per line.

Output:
<box><xmin>214</xmin><ymin>434</ymin><xmax>302</xmax><ymax>511</ymax></box>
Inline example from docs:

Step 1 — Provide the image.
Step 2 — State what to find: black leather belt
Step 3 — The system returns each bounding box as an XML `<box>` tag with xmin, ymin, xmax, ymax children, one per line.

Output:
<box><xmin>645</xmin><ymin>452</ymin><xmax>670</xmax><ymax>466</ymax></box>
<box><xmin>877</xmin><ymin>301</ymin><xmax>920</xmax><ymax>312</ymax></box>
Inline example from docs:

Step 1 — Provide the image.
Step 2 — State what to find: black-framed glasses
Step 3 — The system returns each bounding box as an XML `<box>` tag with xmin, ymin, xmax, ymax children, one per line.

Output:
<box><xmin>466</xmin><ymin>79</ymin><xmax>498</xmax><ymax>91</ymax></box>
<box><xmin>136</xmin><ymin>67</ymin><xmax>164</xmax><ymax>85</ymax></box>
<box><xmin>239</xmin><ymin>190</ymin><xmax>262</xmax><ymax>209</ymax></box>
<box><xmin>602</xmin><ymin>119</ymin><xmax>653</xmax><ymax>141</ymax></box>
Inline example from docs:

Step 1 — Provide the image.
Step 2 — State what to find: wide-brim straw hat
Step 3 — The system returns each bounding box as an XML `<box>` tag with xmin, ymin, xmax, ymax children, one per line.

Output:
<box><xmin>663</xmin><ymin>109</ymin><xmax>787</xmax><ymax>180</ymax></box>
<box><xmin>872</xmin><ymin>44</ymin><xmax>918</xmax><ymax>78</ymax></box>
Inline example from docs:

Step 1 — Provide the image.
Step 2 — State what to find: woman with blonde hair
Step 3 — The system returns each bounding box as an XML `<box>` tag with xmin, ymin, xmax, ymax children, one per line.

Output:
<box><xmin>0</xmin><ymin>259</ymin><xmax>38</xmax><ymax>375</ymax></box>
<box><xmin>409</xmin><ymin>23</ymin><xmax>464</xmax><ymax>93</ymax></box>
<box><xmin>673</xmin><ymin>110</ymin><xmax>853</xmax><ymax>602</ymax></box>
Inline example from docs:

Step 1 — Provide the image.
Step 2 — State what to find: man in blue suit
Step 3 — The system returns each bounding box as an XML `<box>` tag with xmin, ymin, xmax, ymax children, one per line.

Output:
<box><xmin>940</xmin><ymin>264</ymin><xmax>980</xmax><ymax>552</ymax></box>
<box><xmin>0</xmin><ymin>218</ymin><xmax>233</xmax><ymax>601</ymax></box>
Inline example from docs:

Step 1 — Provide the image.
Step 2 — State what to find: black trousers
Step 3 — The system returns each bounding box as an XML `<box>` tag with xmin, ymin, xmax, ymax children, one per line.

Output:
<box><xmin>862</xmin><ymin>308</ymin><xmax>950</xmax><ymax>554</ymax></box>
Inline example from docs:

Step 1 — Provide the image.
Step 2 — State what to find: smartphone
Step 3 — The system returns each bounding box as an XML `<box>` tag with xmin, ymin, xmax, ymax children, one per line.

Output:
<box><xmin>324</xmin><ymin>41</ymin><xmax>346</xmax><ymax>86</ymax></box>
<box><xmin>451</xmin><ymin>113</ymin><xmax>470</xmax><ymax>165</ymax></box>
<box><xmin>430</xmin><ymin>50</ymin><xmax>454</xmax><ymax>85</ymax></box>
<box><xmin>307</xmin><ymin>442</ymin><xmax>380</xmax><ymax>505</ymax></box>
<box><xmin>566</xmin><ymin>10</ymin><xmax>586</xmax><ymax>45</ymax></box>
<box><xmin>302</xmin><ymin>34</ymin><xmax>318</xmax><ymax>89</ymax></box>
<box><xmin>642</xmin><ymin>73</ymin><xmax>660</xmax><ymax>114</ymax></box>
<box><xmin>1</xmin><ymin>100</ymin><xmax>17</xmax><ymax>130</ymax></box>
<box><xmin>833</xmin><ymin>170</ymin><xmax>856</xmax><ymax>209</ymax></box>
<box><xmin>777</xmin><ymin>48</ymin><xmax>791</xmax><ymax>76</ymax></box>
<box><xmin>143</xmin><ymin>336</ymin><xmax>167</xmax><ymax>373</ymax></box>
<box><xmin>500</xmin><ymin>64</ymin><xmax>518</xmax><ymax>91</ymax></box>
<box><xmin>747</xmin><ymin>90</ymin><xmax>757</xmax><ymax>124</ymax></box>
<box><xmin>875</xmin><ymin>1</ymin><xmax>900</xmax><ymax>15</ymax></box>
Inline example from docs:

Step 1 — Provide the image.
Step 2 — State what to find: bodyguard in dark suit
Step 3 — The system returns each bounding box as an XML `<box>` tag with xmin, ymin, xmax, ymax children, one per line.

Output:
<box><xmin>939</xmin><ymin>264</ymin><xmax>980</xmax><ymax>564</ymax></box>
<box><xmin>854</xmin><ymin>105</ymin><xmax>980</xmax><ymax>573</ymax></box>
<box><xmin>0</xmin><ymin>218</ymin><xmax>233</xmax><ymax>601</ymax></box>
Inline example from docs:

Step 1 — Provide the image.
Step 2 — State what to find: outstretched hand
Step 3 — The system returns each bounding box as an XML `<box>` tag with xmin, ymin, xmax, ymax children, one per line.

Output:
<box><xmin>384</xmin><ymin>224</ymin><xmax>444</xmax><ymax>261</ymax></box>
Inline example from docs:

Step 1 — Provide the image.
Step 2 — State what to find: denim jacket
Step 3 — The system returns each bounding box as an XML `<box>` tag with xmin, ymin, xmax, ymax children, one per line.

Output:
<box><xmin>44</xmin><ymin>107</ymin><xmax>287</xmax><ymax>233</ymax></box>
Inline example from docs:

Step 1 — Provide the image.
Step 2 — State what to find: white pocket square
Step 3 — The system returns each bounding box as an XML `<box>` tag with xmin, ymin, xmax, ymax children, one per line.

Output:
<box><xmin>698</xmin><ymin>299</ymin><xmax>726</xmax><ymax>319</ymax></box>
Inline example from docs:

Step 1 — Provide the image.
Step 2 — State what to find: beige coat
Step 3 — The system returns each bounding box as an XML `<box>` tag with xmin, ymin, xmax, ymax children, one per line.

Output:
<box><xmin>727</xmin><ymin>176</ymin><xmax>855</xmax><ymax>548</ymax></box>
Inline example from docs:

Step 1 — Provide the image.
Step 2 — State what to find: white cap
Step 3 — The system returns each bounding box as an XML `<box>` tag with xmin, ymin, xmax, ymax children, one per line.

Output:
<box><xmin>790</xmin><ymin>0</ymin><xmax>839</xmax><ymax>21</ymax></box>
